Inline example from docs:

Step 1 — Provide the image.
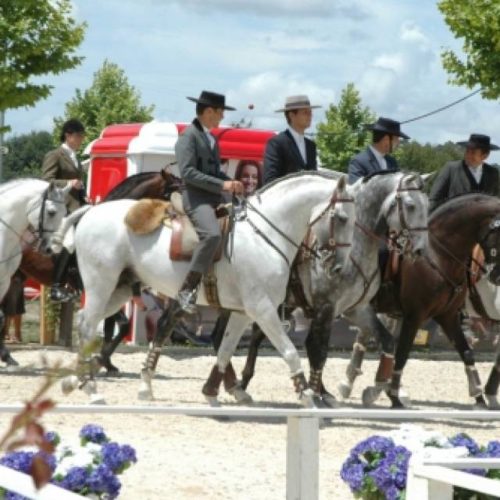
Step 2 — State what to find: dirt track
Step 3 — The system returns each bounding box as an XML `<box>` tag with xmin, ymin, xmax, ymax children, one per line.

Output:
<box><xmin>0</xmin><ymin>347</ymin><xmax>498</xmax><ymax>499</ymax></box>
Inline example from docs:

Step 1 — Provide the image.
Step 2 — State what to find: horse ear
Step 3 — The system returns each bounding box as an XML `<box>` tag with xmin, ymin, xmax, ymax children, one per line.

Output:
<box><xmin>420</xmin><ymin>173</ymin><xmax>436</xmax><ymax>186</ymax></box>
<box><xmin>337</xmin><ymin>174</ymin><xmax>347</xmax><ymax>191</ymax></box>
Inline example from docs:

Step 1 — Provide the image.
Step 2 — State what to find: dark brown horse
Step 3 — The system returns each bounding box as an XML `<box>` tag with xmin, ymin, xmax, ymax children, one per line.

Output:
<box><xmin>344</xmin><ymin>193</ymin><xmax>500</xmax><ymax>409</ymax></box>
<box><xmin>0</xmin><ymin>168</ymin><xmax>181</xmax><ymax>368</ymax></box>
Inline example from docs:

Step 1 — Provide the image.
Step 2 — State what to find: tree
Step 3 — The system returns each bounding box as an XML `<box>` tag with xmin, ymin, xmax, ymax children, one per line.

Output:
<box><xmin>315</xmin><ymin>83</ymin><xmax>376</xmax><ymax>172</ymax></box>
<box><xmin>394</xmin><ymin>140</ymin><xmax>463</xmax><ymax>175</ymax></box>
<box><xmin>438</xmin><ymin>0</ymin><xmax>500</xmax><ymax>99</ymax></box>
<box><xmin>2</xmin><ymin>131</ymin><xmax>54</xmax><ymax>180</ymax></box>
<box><xmin>0</xmin><ymin>1</ymin><xmax>86</xmax><ymax>123</ymax></box>
<box><xmin>54</xmin><ymin>60</ymin><xmax>155</xmax><ymax>145</ymax></box>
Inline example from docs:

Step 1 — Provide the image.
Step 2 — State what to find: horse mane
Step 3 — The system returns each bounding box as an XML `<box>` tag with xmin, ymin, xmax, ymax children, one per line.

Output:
<box><xmin>104</xmin><ymin>172</ymin><xmax>161</xmax><ymax>201</ymax></box>
<box><xmin>0</xmin><ymin>177</ymin><xmax>43</xmax><ymax>196</ymax></box>
<box><xmin>430</xmin><ymin>192</ymin><xmax>500</xmax><ymax>222</ymax></box>
<box><xmin>256</xmin><ymin>170</ymin><xmax>340</xmax><ymax>196</ymax></box>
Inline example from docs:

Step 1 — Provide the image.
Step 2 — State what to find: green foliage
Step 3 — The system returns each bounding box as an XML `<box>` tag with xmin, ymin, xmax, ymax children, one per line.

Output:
<box><xmin>3</xmin><ymin>131</ymin><xmax>54</xmax><ymax>179</ymax></box>
<box><xmin>394</xmin><ymin>140</ymin><xmax>463</xmax><ymax>174</ymax></box>
<box><xmin>0</xmin><ymin>1</ymin><xmax>86</xmax><ymax>124</ymax></box>
<box><xmin>316</xmin><ymin>83</ymin><xmax>376</xmax><ymax>172</ymax></box>
<box><xmin>54</xmin><ymin>60</ymin><xmax>155</xmax><ymax>145</ymax></box>
<box><xmin>438</xmin><ymin>0</ymin><xmax>500</xmax><ymax>99</ymax></box>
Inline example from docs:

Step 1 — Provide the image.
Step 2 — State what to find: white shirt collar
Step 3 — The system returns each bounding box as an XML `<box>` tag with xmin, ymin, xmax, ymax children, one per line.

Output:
<box><xmin>61</xmin><ymin>142</ymin><xmax>78</xmax><ymax>167</ymax></box>
<box><xmin>369</xmin><ymin>145</ymin><xmax>387</xmax><ymax>170</ymax></box>
<box><xmin>288</xmin><ymin>126</ymin><xmax>306</xmax><ymax>162</ymax></box>
<box><xmin>467</xmin><ymin>163</ymin><xmax>483</xmax><ymax>183</ymax></box>
<box><xmin>202</xmin><ymin>124</ymin><xmax>215</xmax><ymax>149</ymax></box>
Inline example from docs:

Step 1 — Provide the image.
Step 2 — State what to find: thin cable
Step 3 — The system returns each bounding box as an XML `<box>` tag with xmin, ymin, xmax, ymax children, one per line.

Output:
<box><xmin>400</xmin><ymin>88</ymin><xmax>483</xmax><ymax>124</ymax></box>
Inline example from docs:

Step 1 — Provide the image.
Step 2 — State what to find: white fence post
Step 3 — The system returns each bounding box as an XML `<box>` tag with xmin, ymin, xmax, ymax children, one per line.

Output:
<box><xmin>406</xmin><ymin>458</ymin><xmax>453</xmax><ymax>500</ymax></box>
<box><xmin>286</xmin><ymin>416</ymin><xmax>319</xmax><ymax>500</ymax></box>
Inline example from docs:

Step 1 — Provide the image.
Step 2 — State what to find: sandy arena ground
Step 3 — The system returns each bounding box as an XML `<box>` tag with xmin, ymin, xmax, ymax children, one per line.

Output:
<box><xmin>0</xmin><ymin>346</ymin><xmax>499</xmax><ymax>499</ymax></box>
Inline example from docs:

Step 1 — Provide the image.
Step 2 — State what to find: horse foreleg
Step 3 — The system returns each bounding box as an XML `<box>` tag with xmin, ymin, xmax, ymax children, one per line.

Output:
<box><xmin>240</xmin><ymin>323</ymin><xmax>266</xmax><ymax>390</ymax></box>
<box><xmin>305</xmin><ymin>302</ymin><xmax>337</xmax><ymax>408</ymax></box>
<box><xmin>139</xmin><ymin>301</ymin><xmax>184</xmax><ymax>401</ymax></box>
<box><xmin>484</xmin><ymin>341</ymin><xmax>500</xmax><ymax>409</ymax></box>
<box><xmin>210</xmin><ymin>309</ymin><xmax>241</xmax><ymax>395</ymax></box>
<box><xmin>0</xmin><ymin>309</ymin><xmax>18</xmax><ymax>367</ymax></box>
<box><xmin>203</xmin><ymin>312</ymin><xmax>252</xmax><ymax>406</ymax></box>
<box><xmin>437</xmin><ymin>312</ymin><xmax>486</xmax><ymax>408</ymax></box>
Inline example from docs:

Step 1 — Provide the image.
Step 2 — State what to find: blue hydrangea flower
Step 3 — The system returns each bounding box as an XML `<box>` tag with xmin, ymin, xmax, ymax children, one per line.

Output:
<box><xmin>58</xmin><ymin>466</ymin><xmax>90</xmax><ymax>491</ymax></box>
<box><xmin>352</xmin><ymin>435</ymin><xmax>395</xmax><ymax>459</ymax></box>
<box><xmin>79</xmin><ymin>424</ymin><xmax>108</xmax><ymax>445</ymax></box>
<box><xmin>102</xmin><ymin>442</ymin><xmax>138</xmax><ymax>473</ymax></box>
<box><xmin>449</xmin><ymin>433</ymin><xmax>480</xmax><ymax>455</ymax></box>
<box><xmin>340</xmin><ymin>457</ymin><xmax>365</xmax><ymax>493</ymax></box>
<box><xmin>44</xmin><ymin>431</ymin><xmax>61</xmax><ymax>447</ymax></box>
<box><xmin>5</xmin><ymin>492</ymin><xmax>30</xmax><ymax>500</ymax></box>
<box><xmin>486</xmin><ymin>440</ymin><xmax>500</xmax><ymax>458</ymax></box>
<box><xmin>87</xmin><ymin>463</ymin><xmax>121</xmax><ymax>499</ymax></box>
<box><xmin>0</xmin><ymin>451</ymin><xmax>34</xmax><ymax>474</ymax></box>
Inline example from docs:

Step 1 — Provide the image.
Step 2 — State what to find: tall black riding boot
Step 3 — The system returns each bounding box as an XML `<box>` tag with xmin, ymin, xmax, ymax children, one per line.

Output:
<box><xmin>50</xmin><ymin>248</ymin><xmax>75</xmax><ymax>303</ymax></box>
<box><xmin>176</xmin><ymin>271</ymin><xmax>202</xmax><ymax>314</ymax></box>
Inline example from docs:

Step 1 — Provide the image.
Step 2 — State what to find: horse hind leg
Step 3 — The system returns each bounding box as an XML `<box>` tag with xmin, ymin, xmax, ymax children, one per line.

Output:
<box><xmin>138</xmin><ymin>301</ymin><xmax>185</xmax><ymax>401</ymax></box>
<box><xmin>240</xmin><ymin>322</ymin><xmax>266</xmax><ymax>391</ymax></box>
<box><xmin>98</xmin><ymin>311</ymin><xmax>130</xmax><ymax>374</ymax></box>
<box><xmin>0</xmin><ymin>310</ymin><xmax>19</xmax><ymax>367</ymax></box>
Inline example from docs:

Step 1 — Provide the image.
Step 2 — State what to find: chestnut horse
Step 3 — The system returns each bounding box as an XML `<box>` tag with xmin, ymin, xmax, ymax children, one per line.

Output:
<box><xmin>341</xmin><ymin>193</ymin><xmax>500</xmax><ymax>409</ymax></box>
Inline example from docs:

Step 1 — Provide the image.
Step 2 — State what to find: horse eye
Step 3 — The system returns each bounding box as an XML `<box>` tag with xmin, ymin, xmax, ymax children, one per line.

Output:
<box><xmin>337</xmin><ymin>212</ymin><xmax>348</xmax><ymax>223</ymax></box>
<box><xmin>47</xmin><ymin>208</ymin><xmax>57</xmax><ymax>217</ymax></box>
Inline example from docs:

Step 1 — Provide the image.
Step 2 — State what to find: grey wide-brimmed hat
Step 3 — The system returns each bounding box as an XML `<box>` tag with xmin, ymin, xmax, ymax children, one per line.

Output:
<box><xmin>187</xmin><ymin>90</ymin><xmax>236</xmax><ymax>111</ymax></box>
<box><xmin>275</xmin><ymin>95</ymin><xmax>321</xmax><ymax>113</ymax></box>
<box><xmin>456</xmin><ymin>133</ymin><xmax>499</xmax><ymax>151</ymax></box>
<box><xmin>365</xmin><ymin>117</ymin><xmax>410</xmax><ymax>140</ymax></box>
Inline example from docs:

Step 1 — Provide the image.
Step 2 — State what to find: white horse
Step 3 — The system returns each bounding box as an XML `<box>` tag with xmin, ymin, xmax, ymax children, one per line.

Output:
<box><xmin>0</xmin><ymin>179</ymin><xmax>70</xmax><ymax>361</ymax></box>
<box><xmin>64</xmin><ymin>172</ymin><xmax>349</xmax><ymax>405</ymax></box>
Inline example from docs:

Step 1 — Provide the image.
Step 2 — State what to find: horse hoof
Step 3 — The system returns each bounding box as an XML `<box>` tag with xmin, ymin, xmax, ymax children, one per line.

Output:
<box><xmin>205</xmin><ymin>395</ymin><xmax>221</xmax><ymax>407</ymax></box>
<box><xmin>2</xmin><ymin>354</ymin><xmax>19</xmax><ymax>367</ymax></box>
<box><xmin>321</xmin><ymin>392</ymin><xmax>339</xmax><ymax>409</ymax></box>
<box><xmin>137</xmin><ymin>383</ymin><xmax>154</xmax><ymax>401</ymax></box>
<box><xmin>362</xmin><ymin>386</ymin><xmax>382</xmax><ymax>407</ymax></box>
<box><xmin>337</xmin><ymin>381</ymin><xmax>353</xmax><ymax>399</ymax></box>
<box><xmin>228</xmin><ymin>386</ymin><xmax>253</xmax><ymax>404</ymax></box>
<box><xmin>61</xmin><ymin>375</ymin><xmax>79</xmax><ymax>395</ymax></box>
<box><xmin>89</xmin><ymin>394</ymin><xmax>106</xmax><ymax>405</ymax></box>
<box><xmin>485</xmin><ymin>395</ymin><xmax>500</xmax><ymax>410</ymax></box>
<box><xmin>389</xmin><ymin>395</ymin><xmax>411</xmax><ymax>409</ymax></box>
<box><xmin>299</xmin><ymin>388</ymin><xmax>316</xmax><ymax>409</ymax></box>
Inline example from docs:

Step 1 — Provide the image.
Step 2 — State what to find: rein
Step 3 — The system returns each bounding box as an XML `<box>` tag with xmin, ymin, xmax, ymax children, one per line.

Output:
<box><xmin>244</xmin><ymin>184</ymin><xmax>354</xmax><ymax>267</ymax></box>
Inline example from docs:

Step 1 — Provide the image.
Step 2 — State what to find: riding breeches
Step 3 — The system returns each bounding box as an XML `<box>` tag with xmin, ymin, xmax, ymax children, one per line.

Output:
<box><xmin>186</xmin><ymin>203</ymin><xmax>222</xmax><ymax>275</ymax></box>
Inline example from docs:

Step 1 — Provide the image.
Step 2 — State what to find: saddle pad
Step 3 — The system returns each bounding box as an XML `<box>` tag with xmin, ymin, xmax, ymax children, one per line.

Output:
<box><xmin>124</xmin><ymin>199</ymin><xmax>171</xmax><ymax>235</ymax></box>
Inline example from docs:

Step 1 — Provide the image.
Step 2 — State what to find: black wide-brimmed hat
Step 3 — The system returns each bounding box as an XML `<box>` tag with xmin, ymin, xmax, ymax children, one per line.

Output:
<box><xmin>187</xmin><ymin>90</ymin><xmax>235</xmax><ymax>111</ymax></box>
<box><xmin>366</xmin><ymin>117</ymin><xmax>410</xmax><ymax>140</ymax></box>
<box><xmin>275</xmin><ymin>95</ymin><xmax>321</xmax><ymax>112</ymax></box>
<box><xmin>456</xmin><ymin>133</ymin><xmax>499</xmax><ymax>151</ymax></box>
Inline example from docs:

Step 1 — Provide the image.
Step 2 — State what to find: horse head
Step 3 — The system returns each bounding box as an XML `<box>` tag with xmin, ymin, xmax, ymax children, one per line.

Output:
<box><xmin>29</xmin><ymin>182</ymin><xmax>71</xmax><ymax>254</ymax></box>
<box><xmin>479</xmin><ymin>215</ymin><xmax>500</xmax><ymax>286</ymax></box>
<box><xmin>380</xmin><ymin>172</ymin><xmax>429</xmax><ymax>258</ymax></box>
<box><xmin>310</xmin><ymin>175</ymin><xmax>356</xmax><ymax>278</ymax></box>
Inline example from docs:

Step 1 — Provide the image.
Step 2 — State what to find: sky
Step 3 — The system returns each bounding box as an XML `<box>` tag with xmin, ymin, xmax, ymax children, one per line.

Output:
<box><xmin>6</xmin><ymin>0</ymin><xmax>500</xmax><ymax>162</ymax></box>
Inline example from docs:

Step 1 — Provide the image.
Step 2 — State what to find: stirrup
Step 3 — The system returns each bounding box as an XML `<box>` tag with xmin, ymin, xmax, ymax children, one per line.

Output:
<box><xmin>176</xmin><ymin>289</ymin><xmax>198</xmax><ymax>314</ymax></box>
<box><xmin>50</xmin><ymin>286</ymin><xmax>77</xmax><ymax>303</ymax></box>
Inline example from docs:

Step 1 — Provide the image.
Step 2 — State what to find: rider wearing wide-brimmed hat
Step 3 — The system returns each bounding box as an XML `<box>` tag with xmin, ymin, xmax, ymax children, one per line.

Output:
<box><xmin>348</xmin><ymin>117</ymin><xmax>409</xmax><ymax>184</ymax></box>
<box><xmin>429</xmin><ymin>133</ymin><xmax>500</xmax><ymax>213</ymax></box>
<box><xmin>263</xmin><ymin>95</ymin><xmax>321</xmax><ymax>184</ymax></box>
<box><xmin>175</xmin><ymin>90</ymin><xmax>243</xmax><ymax>314</ymax></box>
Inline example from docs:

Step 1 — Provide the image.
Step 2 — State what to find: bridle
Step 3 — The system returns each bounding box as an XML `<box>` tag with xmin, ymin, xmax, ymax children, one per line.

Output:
<box><xmin>244</xmin><ymin>183</ymin><xmax>355</xmax><ymax>268</ymax></box>
<box><xmin>0</xmin><ymin>186</ymin><xmax>64</xmax><ymax>264</ymax></box>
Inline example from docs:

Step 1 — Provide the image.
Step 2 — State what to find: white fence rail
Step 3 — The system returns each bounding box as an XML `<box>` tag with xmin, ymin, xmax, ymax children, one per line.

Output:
<box><xmin>0</xmin><ymin>405</ymin><xmax>499</xmax><ymax>500</ymax></box>
<box><xmin>407</xmin><ymin>457</ymin><xmax>500</xmax><ymax>499</ymax></box>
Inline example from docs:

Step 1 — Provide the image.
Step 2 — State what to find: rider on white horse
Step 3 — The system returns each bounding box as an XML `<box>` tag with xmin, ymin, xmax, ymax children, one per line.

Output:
<box><xmin>174</xmin><ymin>91</ymin><xmax>244</xmax><ymax>313</ymax></box>
<box><xmin>42</xmin><ymin>118</ymin><xmax>87</xmax><ymax>303</ymax></box>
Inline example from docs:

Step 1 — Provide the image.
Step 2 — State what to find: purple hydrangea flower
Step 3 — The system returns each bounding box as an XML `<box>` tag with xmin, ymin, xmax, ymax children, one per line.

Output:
<box><xmin>102</xmin><ymin>442</ymin><xmax>137</xmax><ymax>473</ymax></box>
<box><xmin>340</xmin><ymin>456</ymin><xmax>365</xmax><ymax>492</ymax></box>
<box><xmin>44</xmin><ymin>431</ymin><xmax>61</xmax><ymax>447</ymax></box>
<box><xmin>449</xmin><ymin>433</ymin><xmax>480</xmax><ymax>455</ymax></box>
<box><xmin>0</xmin><ymin>451</ymin><xmax>34</xmax><ymax>474</ymax></box>
<box><xmin>486</xmin><ymin>440</ymin><xmax>500</xmax><ymax>458</ymax></box>
<box><xmin>58</xmin><ymin>466</ymin><xmax>90</xmax><ymax>491</ymax></box>
<box><xmin>87</xmin><ymin>463</ymin><xmax>121</xmax><ymax>499</ymax></box>
<box><xmin>352</xmin><ymin>435</ymin><xmax>395</xmax><ymax>458</ymax></box>
<box><xmin>79</xmin><ymin>424</ymin><xmax>108</xmax><ymax>445</ymax></box>
<box><xmin>5</xmin><ymin>492</ymin><xmax>30</xmax><ymax>500</ymax></box>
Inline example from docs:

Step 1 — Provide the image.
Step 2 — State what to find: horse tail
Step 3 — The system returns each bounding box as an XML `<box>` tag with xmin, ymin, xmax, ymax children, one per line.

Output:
<box><xmin>51</xmin><ymin>205</ymin><xmax>92</xmax><ymax>254</ymax></box>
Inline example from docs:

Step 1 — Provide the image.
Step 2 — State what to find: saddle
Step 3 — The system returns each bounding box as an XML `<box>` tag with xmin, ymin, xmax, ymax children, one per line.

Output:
<box><xmin>124</xmin><ymin>193</ymin><xmax>231</xmax><ymax>262</ymax></box>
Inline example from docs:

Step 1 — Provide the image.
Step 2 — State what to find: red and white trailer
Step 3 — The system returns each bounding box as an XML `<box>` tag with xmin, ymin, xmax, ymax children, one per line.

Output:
<box><xmin>85</xmin><ymin>121</ymin><xmax>276</xmax><ymax>344</ymax></box>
